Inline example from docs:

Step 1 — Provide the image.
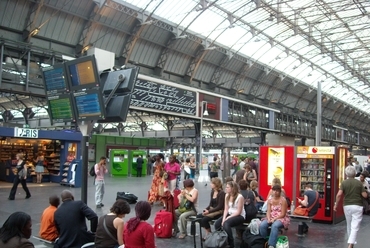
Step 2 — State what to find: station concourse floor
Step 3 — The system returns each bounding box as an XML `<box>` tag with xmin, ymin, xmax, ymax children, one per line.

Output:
<box><xmin>0</xmin><ymin>174</ymin><xmax>369</xmax><ymax>248</ymax></box>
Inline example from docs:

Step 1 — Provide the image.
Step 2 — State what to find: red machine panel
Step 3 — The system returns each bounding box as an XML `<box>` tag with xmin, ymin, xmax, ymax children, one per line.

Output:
<box><xmin>259</xmin><ymin>146</ymin><xmax>295</xmax><ymax>202</ymax></box>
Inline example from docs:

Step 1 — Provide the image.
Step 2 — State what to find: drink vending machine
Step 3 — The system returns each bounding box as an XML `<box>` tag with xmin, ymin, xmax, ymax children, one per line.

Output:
<box><xmin>295</xmin><ymin>146</ymin><xmax>347</xmax><ymax>223</ymax></box>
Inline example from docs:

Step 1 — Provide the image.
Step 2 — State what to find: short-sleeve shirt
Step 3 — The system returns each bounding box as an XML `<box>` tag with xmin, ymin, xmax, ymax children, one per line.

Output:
<box><xmin>340</xmin><ymin>178</ymin><xmax>366</xmax><ymax>206</ymax></box>
<box><xmin>164</xmin><ymin>162</ymin><xmax>181</xmax><ymax>181</ymax></box>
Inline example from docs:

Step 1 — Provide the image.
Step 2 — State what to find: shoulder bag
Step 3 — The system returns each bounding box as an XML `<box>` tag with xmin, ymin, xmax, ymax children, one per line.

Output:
<box><xmin>293</xmin><ymin>192</ymin><xmax>319</xmax><ymax>216</ymax></box>
<box><xmin>204</xmin><ymin>227</ymin><xmax>228</xmax><ymax>248</ymax></box>
<box><xmin>103</xmin><ymin>215</ymin><xmax>117</xmax><ymax>242</ymax></box>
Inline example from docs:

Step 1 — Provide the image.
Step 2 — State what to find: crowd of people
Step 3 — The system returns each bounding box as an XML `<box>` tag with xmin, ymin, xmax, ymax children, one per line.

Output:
<box><xmin>2</xmin><ymin>152</ymin><xmax>369</xmax><ymax>248</ymax></box>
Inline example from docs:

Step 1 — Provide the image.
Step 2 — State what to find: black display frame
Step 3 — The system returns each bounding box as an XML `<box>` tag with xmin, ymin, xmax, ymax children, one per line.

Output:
<box><xmin>64</xmin><ymin>55</ymin><xmax>100</xmax><ymax>92</ymax></box>
<box><xmin>47</xmin><ymin>93</ymin><xmax>76</xmax><ymax>123</ymax></box>
<box><xmin>71</xmin><ymin>88</ymin><xmax>106</xmax><ymax>121</ymax></box>
<box><xmin>42</xmin><ymin>63</ymin><xmax>69</xmax><ymax>95</ymax></box>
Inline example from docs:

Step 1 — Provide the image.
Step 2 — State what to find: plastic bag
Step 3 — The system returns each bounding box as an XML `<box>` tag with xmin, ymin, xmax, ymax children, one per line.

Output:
<box><xmin>276</xmin><ymin>236</ymin><xmax>289</xmax><ymax>248</ymax></box>
<box><xmin>249</xmin><ymin>218</ymin><xmax>261</xmax><ymax>235</ymax></box>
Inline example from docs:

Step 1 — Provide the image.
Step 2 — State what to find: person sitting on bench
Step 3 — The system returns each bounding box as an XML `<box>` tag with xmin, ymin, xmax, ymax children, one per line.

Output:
<box><xmin>259</xmin><ymin>185</ymin><xmax>290</xmax><ymax>248</ymax></box>
<box><xmin>39</xmin><ymin>195</ymin><xmax>60</xmax><ymax>241</ymax></box>
<box><xmin>297</xmin><ymin>183</ymin><xmax>319</xmax><ymax>233</ymax></box>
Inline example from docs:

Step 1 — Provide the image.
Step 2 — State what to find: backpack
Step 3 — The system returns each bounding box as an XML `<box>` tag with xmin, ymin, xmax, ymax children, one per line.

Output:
<box><xmin>89</xmin><ymin>165</ymin><xmax>96</xmax><ymax>177</ymax></box>
<box><xmin>154</xmin><ymin>210</ymin><xmax>173</xmax><ymax>238</ymax></box>
<box><xmin>116</xmin><ymin>192</ymin><xmax>138</xmax><ymax>204</ymax></box>
<box><xmin>241</xmin><ymin>230</ymin><xmax>268</xmax><ymax>248</ymax></box>
<box><xmin>244</xmin><ymin>191</ymin><xmax>258</xmax><ymax>222</ymax></box>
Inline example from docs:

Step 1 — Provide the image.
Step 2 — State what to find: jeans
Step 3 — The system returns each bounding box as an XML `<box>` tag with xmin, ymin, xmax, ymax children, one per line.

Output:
<box><xmin>344</xmin><ymin>205</ymin><xmax>363</xmax><ymax>244</ymax></box>
<box><xmin>259</xmin><ymin>219</ymin><xmax>284</xmax><ymax>247</ymax></box>
<box><xmin>95</xmin><ymin>180</ymin><xmax>105</xmax><ymax>205</ymax></box>
<box><xmin>174</xmin><ymin>209</ymin><xmax>197</xmax><ymax>234</ymax></box>
<box><xmin>9</xmin><ymin>176</ymin><xmax>31</xmax><ymax>199</ymax></box>
<box><xmin>214</xmin><ymin>214</ymin><xmax>245</xmax><ymax>248</ymax></box>
<box><xmin>196</xmin><ymin>212</ymin><xmax>222</xmax><ymax>230</ymax></box>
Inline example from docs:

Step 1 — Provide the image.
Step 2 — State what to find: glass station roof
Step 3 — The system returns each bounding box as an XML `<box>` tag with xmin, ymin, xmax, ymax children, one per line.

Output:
<box><xmin>121</xmin><ymin>0</ymin><xmax>370</xmax><ymax>114</ymax></box>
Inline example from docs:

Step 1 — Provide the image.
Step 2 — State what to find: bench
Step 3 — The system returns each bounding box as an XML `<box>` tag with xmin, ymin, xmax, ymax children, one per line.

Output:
<box><xmin>188</xmin><ymin>217</ymin><xmax>250</xmax><ymax>248</ymax></box>
<box><xmin>32</xmin><ymin>236</ymin><xmax>54</xmax><ymax>247</ymax></box>
<box><xmin>288</xmin><ymin>214</ymin><xmax>313</xmax><ymax>237</ymax></box>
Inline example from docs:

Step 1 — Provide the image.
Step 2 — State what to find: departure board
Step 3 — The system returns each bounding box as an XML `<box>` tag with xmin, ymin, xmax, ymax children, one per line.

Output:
<box><xmin>47</xmin><ymin>94</ymin><xmax>75</xmax><ymax>122</ymax></box>
<box><xmin>130</xmin><ymin>79</ymin><xmax>196</xmax><ymax>116</ymax></box>
<box><xmin>72</xmin><ymin>89</ymin><xmax>105</xmax><ymax>121</ymax></box>
<box><xmin>42</xmin><ymin>64</ymin><xmax>68</xmax><ymax>94</ymax></box>
<box><xmin>65</xmin><ymin>55</ymin><xmax>100</xmax><ymax>91</ymax></box>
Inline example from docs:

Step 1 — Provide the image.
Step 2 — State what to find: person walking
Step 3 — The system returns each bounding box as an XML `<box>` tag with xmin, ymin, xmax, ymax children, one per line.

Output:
<box><xmin>334</xmin><ymin>166</ymin><xmax>368</xmax><ymax>248</ymax></box>
<box><xmin>8</xmin><ymin>153</ymin><xmax>31</xmax><ymax>200</ymax></box>
<box><xmin>164</xmin><ymin>155</ymin><xmax>181</xmax><ymax>195</ymax></box>
<box><xmin>95</xmin><ymin>156</ymin><xmax>108</xmax><ymax>208</ymax></box>
<box><xmin>34</xmin><ymin>151</ymin><xmax>44</xmax><ymax>184</ymax></box>
<box><xmin>136</xmin><ymin>155</ymin><xmax>144</xmax><ymax>177</ymax></box>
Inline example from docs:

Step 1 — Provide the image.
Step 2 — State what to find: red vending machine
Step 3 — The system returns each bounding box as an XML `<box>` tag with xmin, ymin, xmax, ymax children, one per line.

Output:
<box><xmin>259</xmin><ymin>146</ymin><xmax>295</xmax><ymax>202</ymax></box>
<box><xmin>295</xmin><ymin>146</ymin><xmax>346</xmax><ymax>223</ymax></box>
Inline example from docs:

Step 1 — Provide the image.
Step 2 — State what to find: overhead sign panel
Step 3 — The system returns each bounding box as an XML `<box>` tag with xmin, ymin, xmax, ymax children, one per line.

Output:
<box><xmin>130</xmin><ymin>79</ymin><xmax>196</xmax><ymax>115</ymax></box>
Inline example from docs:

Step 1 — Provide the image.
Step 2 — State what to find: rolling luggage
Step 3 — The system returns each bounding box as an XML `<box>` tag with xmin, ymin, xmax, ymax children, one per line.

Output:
<box><xmin>154</xmin><ymin>210</ymin><xmax>173</xmax><ymax>238</ymax></box>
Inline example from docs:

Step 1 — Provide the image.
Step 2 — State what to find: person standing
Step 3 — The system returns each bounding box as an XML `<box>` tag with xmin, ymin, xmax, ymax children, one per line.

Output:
<box><xmin>164</xmin><ymin>155</ymin><xmax>181</xmax><ymax>194</ymax></box>
<box><xmin>34</xmin><ymin>151</ymin><xmax>44</xmax><ymax>184</ymax></box>
<box><xmin>147</xmin><ymin>155</ymin><xmax>153</xmax><ymax>176</ymax></box>
<box><xmin>296</xmin><ymin>183</ymin><xmax>319</xmax><ymax>233</ymax></box>
<box><xmin>8</xmin><ymin>153</ymin><xmax>31</xmax><ymax>200</ymax></box>
<box><xmin>189</xmin><ymin>156</ymin><xmax>196</xmax><ymax>180</ymax></box>
<box><xmin>39</xmin><ymin>195</ymin><xmax>60</xmax><ymax>241</ymax></box>
<box><xmin>209</xmin><ymin>157</ymin><xmax>220</xmax><ymax>179</ymax></box>
<box><xmin>334</xmin><ymin>166</ymin><xmax>368</xmax><ymax>248</ymax></box>
<box><xmin>54</xmin><ymin>190</ymin><xmax>98</xmax><ymax>248</ymax></box>
<box><xmin>148</xmin><ymin>153</ymin><xmax>166</xmax><ymax>206</ymax></box>
<box><xmin>136</xmin><ymin>155</ymin><xmax>144</xmax><ymax>177</ymax></box>
<box><xmin>0</xmin><ymin>211</ymin><xmax>34</xmax><ymax>248</ymax></box>
<box><xmin>95</xmin><ymin>156</ymin><xmax>108</xmax><ymax>208</ymax></box>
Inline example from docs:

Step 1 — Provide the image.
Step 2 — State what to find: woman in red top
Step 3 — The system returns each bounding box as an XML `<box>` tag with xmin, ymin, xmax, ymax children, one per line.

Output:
<box><xmin>123</xmin><ymin>201</ymin><xmax>155</xmax><ymax>248</ymax></box>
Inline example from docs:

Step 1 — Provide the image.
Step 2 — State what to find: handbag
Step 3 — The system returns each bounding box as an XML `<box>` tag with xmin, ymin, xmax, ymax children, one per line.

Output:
<box><xmin>204</xmin><ymin>228</ymin><xmax>228</xmax><ymax>248</ymax></box>
<box><xmin>178</xmin><ymin>194</ymin><xmax>195</xmax><ymax>213</ymax></box>
<box><xmin>276</xmin><ymin>235</ymin><xmax>289</xmax><ymax>248</ymax></box>
<box><xmin>293</xmin><ymin>192</ymin><xmax>319</xmax><ymax>216</ymax></box>
<box><xmin>206</xmin><ymin>207</ymin><xmax>223</xmax><ymax>218</ymax></box>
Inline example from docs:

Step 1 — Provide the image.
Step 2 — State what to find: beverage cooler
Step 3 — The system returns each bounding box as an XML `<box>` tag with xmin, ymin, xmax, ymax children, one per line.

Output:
<box><xmin>295</xmin><ymin>146</ymin><xmax>347</xmax><ymax>223</ymax></box>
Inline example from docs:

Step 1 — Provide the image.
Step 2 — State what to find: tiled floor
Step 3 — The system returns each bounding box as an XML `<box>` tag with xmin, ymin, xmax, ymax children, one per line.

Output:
<box><xmin>0</xmin><ymin>174</ymin><xmax>369</xmax><ymax>248</ymax></box>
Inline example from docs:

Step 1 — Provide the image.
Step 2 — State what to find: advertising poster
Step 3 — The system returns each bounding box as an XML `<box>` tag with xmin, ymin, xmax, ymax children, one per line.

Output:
<box><xmin>268</xmin><ymin>147</ymin><xmax>285</xmax><ymax>186</ymax></box>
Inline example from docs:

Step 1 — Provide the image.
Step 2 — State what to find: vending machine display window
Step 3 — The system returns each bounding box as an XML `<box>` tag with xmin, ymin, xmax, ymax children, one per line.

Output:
<box><xmin>300</xmin><ymin>159</ymin><xmax>325</xmax><ymax>197</ymax></box>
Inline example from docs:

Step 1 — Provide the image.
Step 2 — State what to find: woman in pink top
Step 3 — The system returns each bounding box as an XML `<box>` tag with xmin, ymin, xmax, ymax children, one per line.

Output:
<box><xmin>259</xmin><ymin>185</ymin><xmax>290</xmax><ymax>248</ymax></box>
<box><xmin>95</xmin><ymin>156</ymin><xmax>108</xmax><ymax>208</ymax></box>
<box><xmin>164</xmin><ymin>155</ymin><xmax>181</xmax><ymax>194</ymax></box>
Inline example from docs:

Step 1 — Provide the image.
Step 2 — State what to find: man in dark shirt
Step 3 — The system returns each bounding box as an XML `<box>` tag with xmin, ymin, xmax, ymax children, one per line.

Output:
<box><xmin>54</xmin><ymin>190</ymin><xmax>98</xmax><ymax>248</ymax></box>
<box><xmin>136</xmin><ymin>155</ymin><xmax>144</xmax><ymax>177</ymax></box>
<box><xmin>297</xmin><ymin>183</ymin><xmax>319</xmax><ymax>233</ymax></box>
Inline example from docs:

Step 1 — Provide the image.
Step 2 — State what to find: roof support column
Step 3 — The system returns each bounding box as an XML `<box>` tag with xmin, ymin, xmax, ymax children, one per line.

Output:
<box><xmin>26</xmin><ymin>49</ymin><xmax>31</xmax><ymax>92</ymax></box>
<box><xmin>0</xmin><ymin>43</ymin><xmax>4</xmax><ymax>88</ymax></box>
<box><xmin>316</xmin><ymin>80</ymin><xmax>322</xmax><ymax>146</ymax></box>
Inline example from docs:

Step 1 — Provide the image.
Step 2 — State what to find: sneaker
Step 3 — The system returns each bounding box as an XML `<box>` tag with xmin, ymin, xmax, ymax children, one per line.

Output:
<box><xmin>100</xmin><ymin>203</ymin><xmax>104</xmax><ymax>207</ymax></box>
<box><xmin>96</xmin><ymin>204</ymin><xmax>102</xmax><ymax>208</ymax></box>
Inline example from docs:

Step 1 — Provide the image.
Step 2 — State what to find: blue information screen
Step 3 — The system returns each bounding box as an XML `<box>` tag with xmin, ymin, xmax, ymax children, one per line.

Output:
<box><xmin>74</xmin><ymin>92</ymin><xmax>103</xmax><ymax>118</ymax></box>
<box><xmin>43</xmin><ymin>67</ymin><xmax>67</xmax><ymax>93</ymax></box>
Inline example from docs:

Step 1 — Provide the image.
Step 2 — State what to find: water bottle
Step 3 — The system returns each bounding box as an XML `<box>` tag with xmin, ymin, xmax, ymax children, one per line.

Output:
<box><xmin>291</xmin><ymin>200</ymin><xmax>295</xmax><ymax>214</ymax></box>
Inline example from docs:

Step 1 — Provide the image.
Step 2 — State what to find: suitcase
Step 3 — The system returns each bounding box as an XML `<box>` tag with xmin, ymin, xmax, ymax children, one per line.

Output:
<box><xmin>154</xmin><ymin>210</ymin><xmax>173</xmax><ymax>238</ymax></box>
<box><xmin>173</xmin><ymin>188</ymin><xmax>181</xmax><ymax>209</ymax></box>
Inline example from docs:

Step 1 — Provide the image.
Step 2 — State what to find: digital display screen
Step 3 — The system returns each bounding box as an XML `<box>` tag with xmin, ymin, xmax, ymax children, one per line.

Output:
<box><xmin>73</xmin><ymin>90</ymin><xmax>105</xmax><ymax>120</ymax></box>
<box><xmin>42</xmin><ymin>65</ymin><xmax>68</xmax><ymax>94</ymax></box>
<box><xmin>47</xmin><ymin>95</ymin><xmax>75</xmax><ymax>122</ymax></box>
<box><xmin>69</xmin><ymin>60</ymin><xmax>96</xmax><ymax>86</ymax></box>
<box><xmin>65</xmin><ymin>55</ymin><xmax>100</xmax><ymax>91</ymax></box>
